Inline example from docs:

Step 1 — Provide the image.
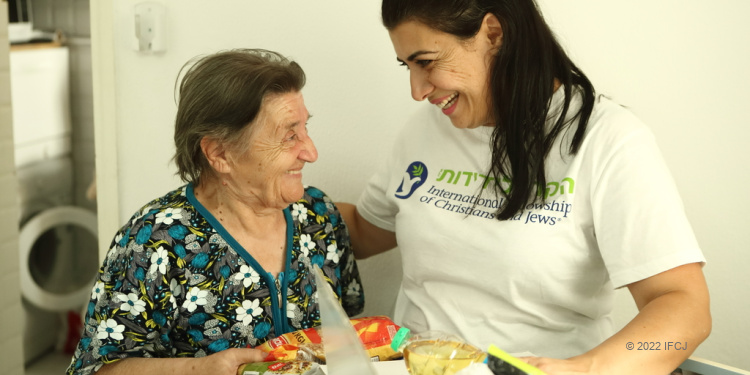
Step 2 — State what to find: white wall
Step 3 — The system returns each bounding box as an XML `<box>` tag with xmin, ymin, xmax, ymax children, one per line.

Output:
<box><xmin>32</xmin><ymin>0</ymin><xmax>96</xmax><ymax>211</ymax></box>
<box><xmin>91</xmin><ymin>0</ymin><xmax>750</xmax><ymax>370</ymax></box>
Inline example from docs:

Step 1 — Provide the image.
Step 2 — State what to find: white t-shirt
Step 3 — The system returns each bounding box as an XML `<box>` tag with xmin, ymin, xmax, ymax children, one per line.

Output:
<box><xmin>357</xmin><ymin>87</ymin><xmax>705</xmax><ymax>359</ymax></box>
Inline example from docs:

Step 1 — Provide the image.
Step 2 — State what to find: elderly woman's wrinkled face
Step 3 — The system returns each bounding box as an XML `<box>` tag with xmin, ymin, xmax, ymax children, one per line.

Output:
<box><xmin>231</xmin><ymin>91</ymin><xmax>317</xmax><ymax>209</ymax></box>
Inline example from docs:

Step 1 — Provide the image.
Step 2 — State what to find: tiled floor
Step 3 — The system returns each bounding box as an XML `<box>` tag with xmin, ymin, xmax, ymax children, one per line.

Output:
<box><xmin>26</xmin><ymin>352</ymin><xmax>73</xmax><ymax>375</ymax></box>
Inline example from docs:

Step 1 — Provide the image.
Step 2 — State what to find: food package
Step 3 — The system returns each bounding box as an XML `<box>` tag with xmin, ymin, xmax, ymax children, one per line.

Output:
<box><xmin>236</xmin><ymin>360</ymin><xmax>324</xmax><ymax>375</ymax></box>
<box><xmin>254</xmin><ymin>315</ymin><xmax>403</xmax><ymax>363</ymax></box>
<box><xmin>258</xmin><ymin>326</ymin><xmax>325</xmax><ymax>362</ymax></box>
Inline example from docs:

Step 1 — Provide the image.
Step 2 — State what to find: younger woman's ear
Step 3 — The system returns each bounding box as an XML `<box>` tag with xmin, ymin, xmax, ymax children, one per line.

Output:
<box><xmin>200</xmin><ymin>137</ymin><xmax>231</xmax><ymax>174</ymax></box>
<box><xmin>482</xmin><ymin>13</ymin><xmax>503</xmax><ymax>49</ymax></box>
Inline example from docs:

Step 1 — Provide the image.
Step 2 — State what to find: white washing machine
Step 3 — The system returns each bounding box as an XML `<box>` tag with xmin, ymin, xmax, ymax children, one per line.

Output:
<box><xmin>11</xmin><ymin>45</ymin><xmax>99</xmax><ymax>365</ymax></box>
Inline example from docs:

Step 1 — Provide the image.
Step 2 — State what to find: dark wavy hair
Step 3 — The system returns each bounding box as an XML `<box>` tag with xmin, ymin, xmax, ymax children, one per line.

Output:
<box><xmin>172</xmin><ymin>49</ymin><xmax>306</xmax><ymax>186</ymax></box>
<box><xmin>382</xmin><ymin>0</ymin><xmax>595</xmax><ymax>220</ymax></box>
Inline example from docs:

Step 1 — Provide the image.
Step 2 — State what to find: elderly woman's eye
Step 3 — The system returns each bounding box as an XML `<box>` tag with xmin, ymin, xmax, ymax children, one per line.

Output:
<box><xmin>416</xmin><ymin>59</ymin><xmax>432</xmax><ymax>68</ymax></box>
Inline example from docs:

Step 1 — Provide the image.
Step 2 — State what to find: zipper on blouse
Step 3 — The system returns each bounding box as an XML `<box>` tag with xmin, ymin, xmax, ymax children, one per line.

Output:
<box><xmin>268</xmin><ymin>271</ymin><xmax>289</xmax><ymax>334</ymax></box>
<box><xmin>275</xmin><ymin>274</ymin><xmax>283</xmax><ymax>307</ymax></box>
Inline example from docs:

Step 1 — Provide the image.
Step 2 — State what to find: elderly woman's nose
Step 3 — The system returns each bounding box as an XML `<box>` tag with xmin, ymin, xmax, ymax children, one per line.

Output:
<box><xmin>300</xmin><ymin>135</ymin><xmax>318</xmax><ymax>163</ymax></box>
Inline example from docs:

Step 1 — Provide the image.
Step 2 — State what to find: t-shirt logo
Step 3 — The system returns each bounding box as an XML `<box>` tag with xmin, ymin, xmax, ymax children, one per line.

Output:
<box><xmin>395</xmin><ymin>161</ymin><xmax>428</xmax><ymax>199</ymax></box>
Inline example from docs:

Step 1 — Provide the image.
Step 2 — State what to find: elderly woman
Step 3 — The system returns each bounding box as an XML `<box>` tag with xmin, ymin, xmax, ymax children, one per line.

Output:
<box><xmin>67</xmin><ymin>49</ymin><xmax>364</xmax><ymax>375</ymax></box>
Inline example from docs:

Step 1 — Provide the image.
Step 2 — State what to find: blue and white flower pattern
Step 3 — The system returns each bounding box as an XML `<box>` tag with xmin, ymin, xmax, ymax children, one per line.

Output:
<box><xmin>233</xmin><ymin>264</ymin><xmax>260</xmax><ymax>288</ymax></box>
<box><xmin>155</xmin><ymin>207</ymin><xmax>182</xmax><ymax>225</ymax></box>
<box><xmin>299</xmin><ymin>234</ymin><xmax>315</xmax><ymax>256</ymax></box>
<box><xmin>116</xmin><ymin>292</ymin><xmax>146</xmax><ymax>314</ymax></box>
<box><xmin>148</xmin><ymin>246</ymin><xmax>169</xmax><ymax>275</ymax></box>
<box><xmin>326</xmin><ymin>243</ymin><xmax>340</xmax><ymax>263</ymax></box>
<box><xmin>67</xmin><ymin>185</ymin><xmax>364</xmax><ymax>375</ymax></box>
<box><xmin>235</xmin><ymin>299</ymin><xmax>263</xmax><ymax>325</ymax></box>
<box><xmin>91</xmin><ymin>281</ymin><xmax>105</xmax><ymax>300</ymax></box>
<box><xmin>96</xmin><ymin>319</ymin><xmax>125</xmax><ymax>341</ymax></box>
<box><xmin>291</xmin><ymin>203</ymin><xmax>308</xmax><ymax>222</ymax></box>
<box><xmin>182</xmin><ymin>287</ymin><xmax>209</xmax><ymax>313</ymax></box>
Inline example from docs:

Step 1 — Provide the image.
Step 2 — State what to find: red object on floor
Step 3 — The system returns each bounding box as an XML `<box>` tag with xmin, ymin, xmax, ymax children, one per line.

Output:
<box><xmin>63</xmin><ymin>310</ymin><xmax>83</xmax><ymax>354</ymax></box>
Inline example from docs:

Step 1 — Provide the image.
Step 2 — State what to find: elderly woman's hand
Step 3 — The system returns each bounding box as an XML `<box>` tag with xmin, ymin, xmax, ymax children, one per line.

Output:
<box><xmin>197</xmin><ymin>348</ymin><xmax>269</xmax><ymax>375</ymax></box>
<box><xmin>95</xmin><ymin>348</ymin><xmax>268</xmax><ymax>375</ymax></box>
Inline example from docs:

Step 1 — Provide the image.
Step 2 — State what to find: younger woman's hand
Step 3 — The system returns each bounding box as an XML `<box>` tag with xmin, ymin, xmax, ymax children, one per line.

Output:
<box><xmin>517</xmin><ymin>356</ymin><xmax>594</xmax><ymax>375</ymax></box>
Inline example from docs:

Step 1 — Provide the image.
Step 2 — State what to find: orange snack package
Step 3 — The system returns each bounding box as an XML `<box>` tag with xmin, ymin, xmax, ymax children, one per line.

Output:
<box><xmin>351</xmin><ymin>315</ymin><xmax>403</xmax><ymax>362</ymax></box>
<box><xmin>254</xmin><ymin>315</ymin><xmax>403</xmax><ymax>363</ymax></box>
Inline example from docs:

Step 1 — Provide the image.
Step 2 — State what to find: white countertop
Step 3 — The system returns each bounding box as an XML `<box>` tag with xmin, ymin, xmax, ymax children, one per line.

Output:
<box><xmin>320</xmin><ymin>360</ymin><xmax>409</xmax><ymax>375</ymax></box>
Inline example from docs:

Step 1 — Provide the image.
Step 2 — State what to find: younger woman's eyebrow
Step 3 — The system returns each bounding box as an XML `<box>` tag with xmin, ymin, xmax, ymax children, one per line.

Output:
<box><xmin>397</xmin><ymin>50</ymin><xmax>436</xmax><ymax>64</ymax></box>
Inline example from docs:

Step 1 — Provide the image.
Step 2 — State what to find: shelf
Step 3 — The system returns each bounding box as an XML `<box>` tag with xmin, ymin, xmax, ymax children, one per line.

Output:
<box><xmin>10</xmin><ymin>41</ymin><xmax>63</xmax><ymax>52</ymax></box>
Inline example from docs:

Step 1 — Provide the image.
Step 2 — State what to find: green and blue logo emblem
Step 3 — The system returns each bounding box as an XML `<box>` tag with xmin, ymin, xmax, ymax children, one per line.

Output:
<box><xmin>395</xmin><ymin>161</ymin><xmax>428</xmax><ymax>199</ymax></box>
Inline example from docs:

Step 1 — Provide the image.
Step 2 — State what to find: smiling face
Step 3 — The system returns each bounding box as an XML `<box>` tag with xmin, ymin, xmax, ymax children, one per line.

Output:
<box><xmin>388</xmin><ymin>17</ymin><xmax>502</xmax><ymax>129</ymax></box>
<box><xmin>226</xmin><ymin>91</ymin><xmax>317</xmax><ymax>209</ymax></box>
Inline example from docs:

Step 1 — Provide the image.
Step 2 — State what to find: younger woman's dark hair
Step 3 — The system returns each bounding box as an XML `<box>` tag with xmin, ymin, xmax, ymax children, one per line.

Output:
<box><xmin>173</xmin><ymin>48</ymin><xmax>306</xmax><ymax>186</ymax></box>
<box><xmin>382</xmin><ymin>0</ymin><xmax>595</xmax><ymax>220</ymax></box>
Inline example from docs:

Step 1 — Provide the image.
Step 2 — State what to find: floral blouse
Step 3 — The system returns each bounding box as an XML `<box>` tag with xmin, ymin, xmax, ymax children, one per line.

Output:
<box><xmin>67</xmin><ymin>184</ymin><xmax>364</xmax><ymax>375</ymax></box>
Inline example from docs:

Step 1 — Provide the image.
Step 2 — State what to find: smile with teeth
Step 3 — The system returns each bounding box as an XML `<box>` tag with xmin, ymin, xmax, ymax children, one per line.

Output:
<box><xmin>436</xmin><ymin>93</ymin><xmax>458</xmax><ymax>109</ymax></box>
<box><xmin>286</xmin><ymin>170</ymin><xmax>301</xmax><ymax>175</ymax></box>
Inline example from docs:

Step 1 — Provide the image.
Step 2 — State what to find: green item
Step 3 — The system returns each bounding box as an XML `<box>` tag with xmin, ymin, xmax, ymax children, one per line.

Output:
<box><xmin>390</xmin><ymin>327</ymin><xmax>412</xmax><ymax>352</ymax></box>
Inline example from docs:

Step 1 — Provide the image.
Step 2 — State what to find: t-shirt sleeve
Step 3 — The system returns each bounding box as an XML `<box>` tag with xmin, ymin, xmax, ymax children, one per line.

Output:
<box><xmin>355</xmin><ymin>110</ymin><xmax>422</xmax><ymax>233</ymax></box>
<box><xmin>356</xmin><ymin>154</ymin><xmax>399</xmax><ymax>232</ymax></box>
<box><xmin>590</xmin><ymin>115</ymin><xmax>705</xmax><ymax>288</ymax></box>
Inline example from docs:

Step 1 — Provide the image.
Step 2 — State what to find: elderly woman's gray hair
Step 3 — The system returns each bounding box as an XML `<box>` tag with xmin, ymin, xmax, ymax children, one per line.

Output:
<box><xmin>173</xmin><ymin>48</ymin><xmax>306</xmax><ymax>185</ymax></box>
